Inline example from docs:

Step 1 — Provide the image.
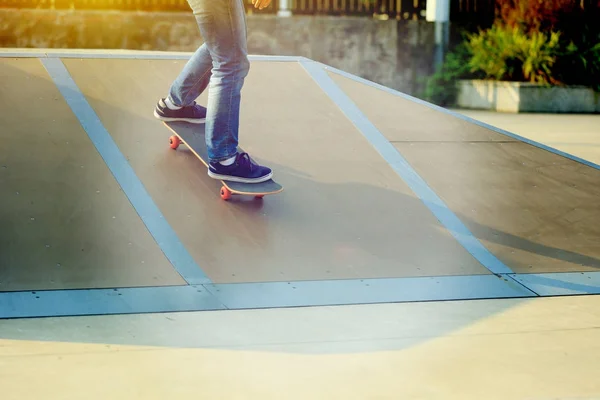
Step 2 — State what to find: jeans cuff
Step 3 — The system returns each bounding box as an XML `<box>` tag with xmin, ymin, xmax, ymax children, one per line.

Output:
<box><xmin>209</xmin><ymin>151</ymin><xmax>238</xmax><ymax>164</ymax></box>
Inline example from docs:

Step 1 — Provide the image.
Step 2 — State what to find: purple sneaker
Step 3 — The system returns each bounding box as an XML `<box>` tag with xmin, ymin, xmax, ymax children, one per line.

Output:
<box><xmin>154</xmin><ymin>98</ymin><xmax>206</xmax><ymax>123</ymax></box>
<box><xmin>208</xmin><ymin>153</ymin><xmax>272</xmax><ymax>183</ymax></box>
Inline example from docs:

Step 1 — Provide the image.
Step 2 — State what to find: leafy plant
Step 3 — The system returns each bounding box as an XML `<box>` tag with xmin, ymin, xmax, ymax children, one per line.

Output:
<box><xmin>465</xmin><ymin>24</ymin><xmax>566</xmax><ymax>85</ymax></box>
<box><xmin>493</xmin><ymin>0</ymin><xmax>600</xmax><ymax>90</ymax></box>
<box><xmin>421</xmin><ymin>0</ymin><xmax>600</xmax><ymax>105</ymax></box>
<box><xmin>421</xmin><ymin>42</ymin><xmax>476</xmax><ymax>106</ymax></box>
<box><xmin>574</xmin><ymin>42</ymin><xmax>600</xmax><ymax>91</ymax></box>
<box><xmin>550</xmin><ymin>11</ymin><xmax>600</xmax><ymax>91</ymax></box>
<box><xmin>520</xmin><ymin>30</ymin><xmax>563</xmax><ymax>84</ymax></box>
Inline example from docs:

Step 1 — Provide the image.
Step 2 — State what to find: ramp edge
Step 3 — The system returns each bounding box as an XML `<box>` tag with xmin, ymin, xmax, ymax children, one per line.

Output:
<box><xmin>0</xmin><ymin>49</ymin><xmax>304</xmax><ymax>62</ymax></box>
<box><xmin>5</xmin><ymin>271</ymin><xmax>600</xmax><ymax>319</ymax></box>
<box><xmin>0</xmin><ymin>274</ymin><xmax>536</xmax><ymax>319</ymax></box>
<box><xmin>321</xmin><ymin>62</ymin><xmax>600</xmax><ymax>172</ymax></box>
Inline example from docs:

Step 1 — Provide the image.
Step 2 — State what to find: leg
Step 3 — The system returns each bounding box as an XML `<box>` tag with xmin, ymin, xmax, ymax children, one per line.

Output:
<box><xmin>190</xmin><ymin>0</ymin><xmax>249</xmax><ymax>163</ymax></box>
<box><xmin>192</xmin><ymin>0</ymin><xmax>272</xmax><ymax>183</ymax></box>
<box><xmin>154</xmin><ymin>42</ymin><xmax>212</xmax><ymax>124</ymax></box>
<box><xmin>168</xmin><ymin>43</ymin><xmax>213</xmax><ymax>107</ymax></box>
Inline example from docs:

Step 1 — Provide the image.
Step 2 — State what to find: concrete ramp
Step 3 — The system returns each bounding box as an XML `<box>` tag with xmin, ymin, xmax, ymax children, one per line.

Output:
<box><xmin>1</xmin><ymin>49</ymin><xmax>599</xmax><ymax>318</ymax></box>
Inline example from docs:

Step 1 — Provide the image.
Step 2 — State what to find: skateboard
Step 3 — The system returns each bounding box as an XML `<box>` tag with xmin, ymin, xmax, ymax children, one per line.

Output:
<box><xmin>163</xmin><ymin>121</ymin><xmax>283</xmax><ymax>201</ymax></box>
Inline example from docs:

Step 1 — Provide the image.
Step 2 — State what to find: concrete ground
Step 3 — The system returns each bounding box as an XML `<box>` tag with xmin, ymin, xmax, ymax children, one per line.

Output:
<box><xmin>1</xmin><ymin>296</ymin><xmax>599</xmax><ymax>399</ymax></box>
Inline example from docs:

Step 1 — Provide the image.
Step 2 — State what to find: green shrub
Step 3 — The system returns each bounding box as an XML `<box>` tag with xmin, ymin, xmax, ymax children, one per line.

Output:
<box><xmin>492</xmin><ymin>0</ymin><xmax>600</xmax><ymax>90</ymax></box>
<box><xmin>421</xmin><ymin>42</ymin><xmax>475</xmax><ymax>106</ymax></box>
<box><xmin>465</xmin><ymin>24</ymin><xmax>566</xmax><ymax>85</ymax></box>
<box><xmin>553</xmin><ymin>19</ymin><xmax>600</xmax><ymax>91</ymax></box>
<box><xmin>421</xmin><ymin>0</ymin><xmax>600</xmax><ymax>105</ymax></box>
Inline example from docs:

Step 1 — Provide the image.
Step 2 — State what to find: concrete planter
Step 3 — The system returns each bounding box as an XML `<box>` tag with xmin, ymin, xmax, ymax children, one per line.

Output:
<box><xmin>457</xmin><ymin>80</ymin><xmax>600</xmax><ymax>113</ymax></box>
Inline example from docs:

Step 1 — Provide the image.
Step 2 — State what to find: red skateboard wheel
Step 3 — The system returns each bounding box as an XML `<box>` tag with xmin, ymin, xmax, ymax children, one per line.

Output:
<box><xmin>169</xmin><ymin>135</ymin><xmax>180</xmax><ymax>149</ymax></box>
<box><xmin>220</xmin><ymin>186</ymin><xmax>232</xmax><ymax>200</ymax></box>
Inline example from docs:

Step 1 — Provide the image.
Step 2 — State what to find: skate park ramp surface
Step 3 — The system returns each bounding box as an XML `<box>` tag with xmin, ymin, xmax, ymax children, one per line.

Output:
<box><xmin>1</xmin><ymin>49</ymin><xmax>600</xmax><ymax>319</ymax></box>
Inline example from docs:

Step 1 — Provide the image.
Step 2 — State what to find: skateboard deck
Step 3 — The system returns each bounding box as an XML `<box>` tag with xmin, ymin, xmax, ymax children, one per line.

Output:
<box><xmin>163</xmin><ymin>121</ymin><xmax>283</xmax><ymax>200</ymax></box>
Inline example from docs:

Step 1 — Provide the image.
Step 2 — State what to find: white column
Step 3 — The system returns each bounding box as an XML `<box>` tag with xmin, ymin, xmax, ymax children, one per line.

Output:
<box><xmin>426</xmin><ymin>0</ymin><xmax>451</xmax><ymax>69</ymax></box>
<box><xmin>278</xmin><ymin>0</ymin><xmax>292</xmax><ymax>16</ymax></box>
<box><xmin>426</xmin><ymin>0</ymin><xmax>450</xmax><ymax>22</ymax></box>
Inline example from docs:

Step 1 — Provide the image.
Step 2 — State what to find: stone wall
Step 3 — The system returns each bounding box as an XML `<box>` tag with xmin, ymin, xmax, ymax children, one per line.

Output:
<box><xmin>0</xmin><ymin>9</ymin><xmax>441</xmax><ymax>95</ymax></box>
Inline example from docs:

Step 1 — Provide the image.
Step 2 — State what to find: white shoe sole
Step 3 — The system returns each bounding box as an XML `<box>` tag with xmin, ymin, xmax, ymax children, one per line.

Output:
<box><xmin>208</xmin><ymin>170</ymin><xmax>273</xmax><ymax>183</ymax></box>
<box><xmin>154</xmin><ymin>109</ymin><xmax>205</xmax><ymax>124</ymax></box>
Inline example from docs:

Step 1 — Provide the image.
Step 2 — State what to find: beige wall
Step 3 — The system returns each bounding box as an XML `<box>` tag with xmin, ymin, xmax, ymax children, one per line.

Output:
<box><xmin>0</xmin><ymin>9</ymin><xmax>439</xmax><ymax>95</ymax></box>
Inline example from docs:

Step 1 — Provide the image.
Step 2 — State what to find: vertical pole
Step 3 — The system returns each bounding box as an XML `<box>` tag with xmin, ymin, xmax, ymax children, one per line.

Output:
<box><xmin>426</xmin><ymin>0</ymin><xmax>450</xmax><ymax>70</ymax></box>
<box><xmin>278</xmin><ymin>0</ymin><xmax>292</xmax><ymax>16</ymax></box>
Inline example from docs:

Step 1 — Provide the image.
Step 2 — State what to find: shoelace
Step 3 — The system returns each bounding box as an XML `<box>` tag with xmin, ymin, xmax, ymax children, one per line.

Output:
<box><xmin>236</xmin><ymin>153</ymin><xmax>253</xmax><ymax>171</ymax></box>
<box><xmin>236</xmin><ymin>152</ymin><xmax>255</xmax><ymax>171</ymax></box>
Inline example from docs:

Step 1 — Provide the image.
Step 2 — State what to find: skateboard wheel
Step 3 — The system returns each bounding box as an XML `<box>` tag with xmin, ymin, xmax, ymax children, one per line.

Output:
<box><xmin>220</xmin><ymin>186</ymin><xmax>232</xmax><ymax>200</ymax></box>
<box><xmin>255</xmin><ymin>195</ymin><xmax>264</xmax><ymax>199</ymax></box>
<box><xmin>169</xmin><ymin>135</ymin><xmax>180</xmax><ymax>149</ymax></box>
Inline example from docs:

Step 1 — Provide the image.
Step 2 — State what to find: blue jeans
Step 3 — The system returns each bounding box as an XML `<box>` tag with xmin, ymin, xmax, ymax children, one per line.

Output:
<box><xmin>168</xmin><ymin>0</ymin><xmax>250</xmax><ymax>163</ymax></box>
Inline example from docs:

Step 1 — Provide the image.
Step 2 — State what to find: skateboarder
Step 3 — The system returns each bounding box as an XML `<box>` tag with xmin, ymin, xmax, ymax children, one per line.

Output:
<box><xmin>154</xmin><ymin>0</ymin><xmax>273</xmax><ymax>184</ymax></box>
